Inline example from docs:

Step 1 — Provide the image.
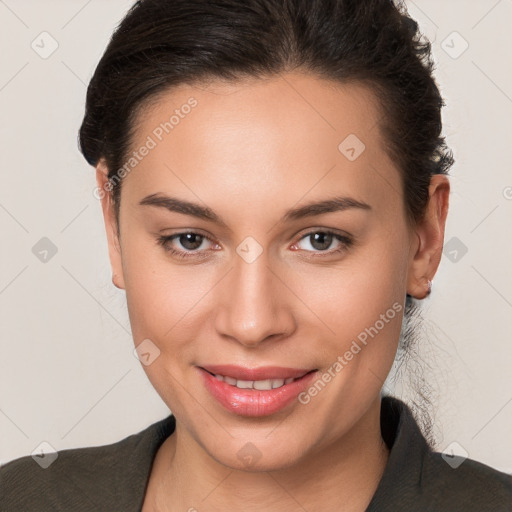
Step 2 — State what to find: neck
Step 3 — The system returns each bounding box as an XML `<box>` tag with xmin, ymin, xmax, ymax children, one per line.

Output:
<box><xmin>143</xmin><ymin>397</ymin><xmax>389</xmax><ymax>512</ymax></box>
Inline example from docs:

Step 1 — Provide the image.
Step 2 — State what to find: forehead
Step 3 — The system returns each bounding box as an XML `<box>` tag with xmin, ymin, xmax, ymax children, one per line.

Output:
<box><xmin>123</xmin><ymin>72</ymin><xmax>402</xmax><ymax>217</ymax></box>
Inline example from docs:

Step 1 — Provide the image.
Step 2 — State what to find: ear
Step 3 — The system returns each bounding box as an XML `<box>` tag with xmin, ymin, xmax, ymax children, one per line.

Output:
<box><xmin>406</xmin><ymin>174</ymin><xmax>450</xmax><ymax>299</ymax></box>
<box><xmin>96</xmin><ymin>159</ymin><xmax>125</xmax><ymax>290</ymax></box>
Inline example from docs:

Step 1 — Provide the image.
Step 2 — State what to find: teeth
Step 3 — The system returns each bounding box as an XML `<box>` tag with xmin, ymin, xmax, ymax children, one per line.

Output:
<box><xmin>213</xmin><ymin>374</ymin><xmax>297</xmax><ymax>390</ymax></box>
<box><xmin>272</xmin><ymin>379</ymin><xmax>285</xmax><ymax>389</ymax></box>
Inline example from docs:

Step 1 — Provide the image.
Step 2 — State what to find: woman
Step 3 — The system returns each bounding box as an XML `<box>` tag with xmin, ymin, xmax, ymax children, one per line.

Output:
<box><xmin>2</xmin><ymin>0</ymin><xmax>511</xmax><ymax>510</ymax></box>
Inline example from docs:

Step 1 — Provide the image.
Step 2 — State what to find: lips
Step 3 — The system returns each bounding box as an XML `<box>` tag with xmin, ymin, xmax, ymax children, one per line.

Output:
<box><xmin>198</xmin><ymin>365</ymin><xmax>318</xmax><ymax>417</ymax></box>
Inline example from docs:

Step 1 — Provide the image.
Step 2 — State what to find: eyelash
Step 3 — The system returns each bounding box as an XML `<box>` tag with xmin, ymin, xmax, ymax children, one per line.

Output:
<box><xmin>156</xmin><ymin>230</ymin><xmax>353</xmax><ymax>260</ymax></box>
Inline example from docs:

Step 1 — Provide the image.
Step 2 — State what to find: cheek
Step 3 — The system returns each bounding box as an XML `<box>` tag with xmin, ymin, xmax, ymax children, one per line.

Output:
<box><xmin>120</xmin><ymin>234</ymin><xmax>187</xmax><ymax>341</ymax></box>
<box><xmin>298</xmin><ymin>231</ymin><xmax>407</xmax><ymax>328</ymax></box>
<box><xmin>124</xmin><ymin>258</ymin><xmax>209</xmax><ymax>343</ymax></box>
<box><xmin>121</xmin><ymin>246</ymin><xmax>209</xmax><ymax>409</ymax></box>
<box><xmin>121</xmin><ymin>236</ymin><xmax>224</xmax><ymax>387</ymax></box>
<box><xmin>296</xmin><ymin>226</ymin><xmax>408</xmax><ymax>382</ymax></box>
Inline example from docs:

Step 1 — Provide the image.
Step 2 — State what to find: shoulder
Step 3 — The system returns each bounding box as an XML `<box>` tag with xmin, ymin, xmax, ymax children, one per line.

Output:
<box><xmin>370</xmin><ymin>396</ymin><xmax>512</xmax><ymax>512</ymax></box>
<box><xmin>1</xmin><ymin>443</ymin><xmax>123</xmax><ymax>511</ymax></box>
<box><xmin>421</xmin><ymin>450</ymin><xmax>512</xmax><ymax>511</ymax></box>
<box><xmin>0</xmin><ymin>415</ymin><xmax>175</xmax><ymax>512</ymax></box>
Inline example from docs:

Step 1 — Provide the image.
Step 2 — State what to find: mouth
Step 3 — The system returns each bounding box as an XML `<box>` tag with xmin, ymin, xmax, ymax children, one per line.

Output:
<box><xmin>197</xmin><ymin>365</ymin><xmax>318</xmax><ymax>417</ymax></box>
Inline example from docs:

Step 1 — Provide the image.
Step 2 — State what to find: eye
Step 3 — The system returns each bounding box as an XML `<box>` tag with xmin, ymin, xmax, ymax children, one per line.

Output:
<box><xmin>292</xmin><ymin>230</ymin><xmax>353</xmax><ymax>256</ymax></box>
<box><xmin>156</xmin><ymin>232</ymin><xmax>218</xmax><ymax>259</ymax></box>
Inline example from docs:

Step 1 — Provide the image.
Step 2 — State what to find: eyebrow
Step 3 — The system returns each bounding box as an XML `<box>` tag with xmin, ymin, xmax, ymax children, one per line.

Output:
<box><xmin>139</xmin><ymin>193</ymin><xmax>371</xmax><ymax>226</ymax></box>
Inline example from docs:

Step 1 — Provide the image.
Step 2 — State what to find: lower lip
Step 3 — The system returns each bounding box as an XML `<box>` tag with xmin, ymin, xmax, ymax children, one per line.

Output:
<box><xmin>198</xmin><ymin>368</ymin><xmax>318</xmax><ymax>417</ymax></box>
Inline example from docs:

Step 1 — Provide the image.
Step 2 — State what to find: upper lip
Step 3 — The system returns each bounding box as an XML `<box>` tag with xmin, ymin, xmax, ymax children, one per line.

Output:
<box><xmin>200</xmin><ymin>364</ymin><xmax>315</xmax><ymax>381</ymax></box>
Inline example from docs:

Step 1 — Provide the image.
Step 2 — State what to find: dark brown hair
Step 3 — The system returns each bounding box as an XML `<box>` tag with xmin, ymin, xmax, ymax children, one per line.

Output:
<box><xmin>79</xmin><ymin>0</ymin><xmax>453</xmax><ymax>225</ymax></box>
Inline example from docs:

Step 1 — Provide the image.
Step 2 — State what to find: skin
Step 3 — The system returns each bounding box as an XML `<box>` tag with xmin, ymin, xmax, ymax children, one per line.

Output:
<box><xmin>96</xmin><ymin>71</ymin><xmax>449</xmax><ymax>511</ymax></box>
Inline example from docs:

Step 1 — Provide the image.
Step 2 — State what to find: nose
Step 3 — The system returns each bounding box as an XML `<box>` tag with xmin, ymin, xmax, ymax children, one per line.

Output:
<box><xmin>214</xmin><ymin>249</ymin><xmax>296</xmax><ymax>348</ymax></box>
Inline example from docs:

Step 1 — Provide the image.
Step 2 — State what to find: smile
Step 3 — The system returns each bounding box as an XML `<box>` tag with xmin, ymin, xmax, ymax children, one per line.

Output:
<box><xmin>198</xmin><ymin>365</ymin><xmax>318</xmax><ymax>417</ymax></box>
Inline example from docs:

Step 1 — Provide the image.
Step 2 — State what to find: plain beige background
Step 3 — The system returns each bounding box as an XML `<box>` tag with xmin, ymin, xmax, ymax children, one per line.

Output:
<box><xmin>1</xmin><ymin>0</ymin><xmax>511</xmax><ymax>473</ymax></box>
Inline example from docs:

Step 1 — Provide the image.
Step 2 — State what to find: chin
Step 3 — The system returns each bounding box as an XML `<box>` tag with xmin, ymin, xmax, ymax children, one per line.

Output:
<box><xmin>201</xmin><ymin>432</ymin><xmax>310</xmax><ymax>473</ymax></box>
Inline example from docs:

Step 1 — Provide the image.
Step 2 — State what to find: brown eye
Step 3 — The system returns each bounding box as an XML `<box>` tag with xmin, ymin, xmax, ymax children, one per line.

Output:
<box><xmin>156</xmin><ymin>232</ymin><xmax>214</xmax><ymax>259</ymax></box>
<box><xmin>308</xmin><ymin>232</ymin><xmax>334</xmax><ymax>251</ymax></box>
<box><xmin>295</xmin><ymin>230</ymin><xmax>353</xmax><ymax>254</ymax></box>
<box><xmin>174</xmin><ymin>233</ymin><xmax>204</xmax><ymax>251</ymax></box>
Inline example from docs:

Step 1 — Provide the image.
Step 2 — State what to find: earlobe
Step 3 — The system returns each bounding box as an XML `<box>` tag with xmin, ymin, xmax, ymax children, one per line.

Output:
<box><xmin>112</xmin><ymin>273</ymin><xmax>124</xmax><ymax>289</ymax></box>
<box><xmin>95</xmin><ymin>160</ymin><xmax>126</xmax><ymax>290</ymax></box>
<box><xmin>406</xmin><ymin>175</ymin><xmax>450</xmax><ymax>300</ymax></box>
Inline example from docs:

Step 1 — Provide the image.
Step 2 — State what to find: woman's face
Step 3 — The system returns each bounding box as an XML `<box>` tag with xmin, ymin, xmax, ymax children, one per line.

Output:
<box><xmin>98</xmin><ymin>72</ymin><xmax>438</xmax><ymax>470</ymax></box>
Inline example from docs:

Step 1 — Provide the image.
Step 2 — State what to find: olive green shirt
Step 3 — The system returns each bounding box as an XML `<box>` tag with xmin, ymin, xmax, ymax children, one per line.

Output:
<box><xmin>1</xmin><ymin>397</ymin><xmax>511</xmax><ymax>511</ymax></box>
